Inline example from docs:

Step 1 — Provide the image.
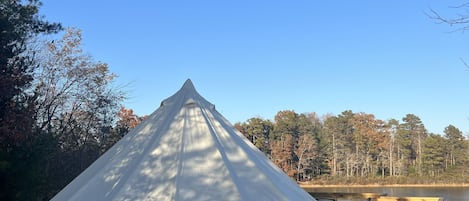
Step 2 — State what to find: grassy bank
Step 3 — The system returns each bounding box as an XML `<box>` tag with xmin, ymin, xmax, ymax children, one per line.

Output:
<box><xmin>299</xmin><ymin>174</ymin><xmax>469</xmax><ymax>187</ymax></box>
<box><xmin>299</xmin><ymin>183</ymin><xmax>469</xmax><ymax>188</ymax></box>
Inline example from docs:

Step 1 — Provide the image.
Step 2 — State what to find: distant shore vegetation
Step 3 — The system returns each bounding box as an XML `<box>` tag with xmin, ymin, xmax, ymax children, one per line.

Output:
<box><xmin>234</xmin><ymin>110</ymin><xmax>469</xmax><ymax>185</ymax></box>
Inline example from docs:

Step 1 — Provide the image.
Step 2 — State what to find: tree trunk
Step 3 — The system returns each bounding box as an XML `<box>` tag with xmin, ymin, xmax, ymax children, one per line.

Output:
<box><xmin>332</xmin><ymin>133</ymin><xmax>337</xmax><ymax>176</ymax></box>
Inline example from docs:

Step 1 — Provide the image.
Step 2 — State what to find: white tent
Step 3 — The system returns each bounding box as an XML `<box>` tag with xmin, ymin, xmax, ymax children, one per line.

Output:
<box><xmin>51</xmin><ymin>79</ymin><xmax>316</xmax><ymax>201</ymax></box>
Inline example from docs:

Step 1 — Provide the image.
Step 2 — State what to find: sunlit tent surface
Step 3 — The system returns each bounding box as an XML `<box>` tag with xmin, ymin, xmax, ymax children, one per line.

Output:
<box><xmin>51</xmin><ymin>79</ymin><xmax>316</xmax><ymax>201</ymax></box>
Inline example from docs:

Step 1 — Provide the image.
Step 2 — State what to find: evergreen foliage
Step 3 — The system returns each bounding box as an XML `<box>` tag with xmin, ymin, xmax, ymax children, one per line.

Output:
<box><xmin>0</xmin><ymin>1</ymin><xmax>130</xmax><ymax>200</ymax></box>
<box><xmin>237</xmin><ymin>110</ymin><xmax>469</xmax><ymax>184</ymax></box>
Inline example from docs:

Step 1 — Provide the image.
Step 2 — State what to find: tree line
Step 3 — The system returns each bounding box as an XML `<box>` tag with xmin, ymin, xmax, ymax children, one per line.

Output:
<box><xmin>0</xmin><ymin>1</ymin><xmax>144</xmax><ymax>200</ymax></box>
<box><xmin>235</xmin><ymin>110</ymin><xmax>469</xmax><ymax>184</ymax></box>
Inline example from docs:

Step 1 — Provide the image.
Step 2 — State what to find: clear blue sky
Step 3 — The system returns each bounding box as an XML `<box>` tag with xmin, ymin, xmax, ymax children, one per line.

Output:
<box><xmin>40</xmin><ymin>1</ymin><xmax>469</xmax><ymax>135</ymax></box>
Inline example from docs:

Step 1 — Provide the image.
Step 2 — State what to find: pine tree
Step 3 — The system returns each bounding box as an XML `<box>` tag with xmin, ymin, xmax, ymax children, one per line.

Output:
<box><xmin>0</xmin><ymin>1</ymin><xmax>61</xmax><ymax>200</ymax></box>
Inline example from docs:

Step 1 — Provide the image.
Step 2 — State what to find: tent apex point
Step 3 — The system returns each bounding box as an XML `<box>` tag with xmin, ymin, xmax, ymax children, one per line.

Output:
<box><xmin>182</xmin><ymin>78</ymin><xmax>195</xmax><ymax>90</ymax></box>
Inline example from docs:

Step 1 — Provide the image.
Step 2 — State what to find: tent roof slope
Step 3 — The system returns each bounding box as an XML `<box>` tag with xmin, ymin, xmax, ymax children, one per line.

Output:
<box><xmin>51</xmin><ymin>79</ymin><xmax>316</xmax><ymax>201</ymax></box>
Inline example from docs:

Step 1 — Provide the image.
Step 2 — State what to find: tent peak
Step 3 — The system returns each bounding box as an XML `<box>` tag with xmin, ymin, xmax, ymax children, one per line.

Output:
<box><xmin>161</xmin><ymin>79</ymin><xmax>215</xmax><ymax>110</ymax></box>
<box><xmin>181</xmin><ymin>79</ymin><xmax>195</xmax><ymax>91</ymax></box>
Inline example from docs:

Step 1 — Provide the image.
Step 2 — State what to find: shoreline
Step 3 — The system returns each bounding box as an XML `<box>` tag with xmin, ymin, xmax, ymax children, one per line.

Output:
<box><xmin>299</xmin><ymin>183</ymin><xmax>469</xmax><ymax>188</ymax></box>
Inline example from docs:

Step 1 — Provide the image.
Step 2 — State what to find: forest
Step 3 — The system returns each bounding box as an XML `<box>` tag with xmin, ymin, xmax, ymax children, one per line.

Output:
<box><xmin>1</xmin><ymin>1</ymin><xmax>468</xmax><ymax>200</ymax></box>
<box><xmin>0</xmin><ymin>1</ymin><xmax>143</xmax><ymax>200</ymax></box>
<box><xmin>234</xmin><ymin>111</ymin><xmax>469</xmax><ymax>184</ymax></box>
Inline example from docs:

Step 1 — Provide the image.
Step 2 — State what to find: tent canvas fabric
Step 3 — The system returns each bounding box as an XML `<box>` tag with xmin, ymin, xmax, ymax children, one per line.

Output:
<box><xmin>51</xmin><ymin>79</ymin><xmax>316</xmax><ymax>201</ymax></box>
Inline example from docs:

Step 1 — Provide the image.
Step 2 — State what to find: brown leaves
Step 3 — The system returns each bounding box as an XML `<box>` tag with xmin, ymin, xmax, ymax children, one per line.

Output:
<box><xmin>117</xmin><ymin>106</ymin><xmax>141</xmax><ymax>129</ymax></box>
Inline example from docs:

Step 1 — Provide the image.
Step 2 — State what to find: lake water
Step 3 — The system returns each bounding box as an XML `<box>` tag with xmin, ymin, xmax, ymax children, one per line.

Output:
<box><xmin>305</xmin><ymin>186</ymin><xmax>469</xmax><ymax>201</ymax></box>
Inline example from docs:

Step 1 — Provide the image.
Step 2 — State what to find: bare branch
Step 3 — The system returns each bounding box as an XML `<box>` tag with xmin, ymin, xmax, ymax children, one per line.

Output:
<box><xmin>461</xmin><ymin>57</ymin><xmax>469</xmax><ymax>70</ymax></box>
<box><xmin>449</xmin><ymin>3</ymin><xmax>469</xmax><ymax>9</ymax></box>
<box><xmin>427</xmin><ymin>4</ymin><xmax>469</xmax><ymax>32</ymax></box>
